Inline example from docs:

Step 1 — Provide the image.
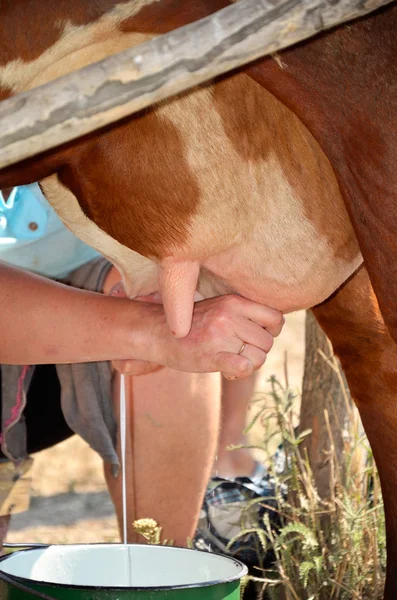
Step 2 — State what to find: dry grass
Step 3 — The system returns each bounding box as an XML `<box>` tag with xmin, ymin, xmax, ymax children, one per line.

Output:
<box><xmin>239</xmin><ymin>377</ymin><xmax>386</xmax><ymax>599</ymax></box>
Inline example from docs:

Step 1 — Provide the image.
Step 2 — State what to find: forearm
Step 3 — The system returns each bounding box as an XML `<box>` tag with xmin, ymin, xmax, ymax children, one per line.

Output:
<box><xmin>0</xmin><ymin>262</ymin><xmax>151</xmax><ymax>365</ymax></box>
<box><xmin>0</xmin><ymin>263</ymin><xmax>285</xmax><ymax>377</ymax></box>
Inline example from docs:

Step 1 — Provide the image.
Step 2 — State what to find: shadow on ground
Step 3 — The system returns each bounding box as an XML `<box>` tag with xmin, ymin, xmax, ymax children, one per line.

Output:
<box><xmin>10</xmin><ymin>491</ymin><xmax>115</xmax><ymax>531</ymax></box>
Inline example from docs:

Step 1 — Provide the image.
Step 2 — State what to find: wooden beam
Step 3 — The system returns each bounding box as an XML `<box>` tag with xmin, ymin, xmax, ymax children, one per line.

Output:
<box><xmin>0</xmin><ymin>0</ymin><xmax>394</xmax><ymax>169</ymax></box>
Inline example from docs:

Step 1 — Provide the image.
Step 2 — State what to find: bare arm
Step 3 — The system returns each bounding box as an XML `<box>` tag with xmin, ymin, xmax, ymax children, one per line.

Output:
<box><xmin>0</xmin><ymin>262</ymin><xmax>149</xmax><ymax>365</ymax></box>
<box><xmin>0</xmin><ymin>262</ymin><xmax>284</xmax><ymax>378</ymax></box>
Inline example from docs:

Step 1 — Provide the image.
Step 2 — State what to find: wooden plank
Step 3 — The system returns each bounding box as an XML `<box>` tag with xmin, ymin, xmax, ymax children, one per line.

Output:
<box><xmin>0</xmin><ymin>0</ymin><xmax>394</xmax><ymax>169</ymax></box>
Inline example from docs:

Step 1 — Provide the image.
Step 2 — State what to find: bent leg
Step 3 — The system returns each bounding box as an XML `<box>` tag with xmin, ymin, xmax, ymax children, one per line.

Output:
<box><xmin>102</xmin><ymin>266</ymin><xmax>221</xmax><ymax>545</ymax></box>
<box><xmin>312</xmin><ymin>266</ymin><xmax>397</xmax><ymax>599</ymax></box>
<box><xmin>105</xmin><ymin>368</ymin><xmax>221</xmax><ymax>546</ymax></box>
<box><xmin>216</xmin><ymin>374</ymin><xmax>258</xmax><ymax>478</ymax></box>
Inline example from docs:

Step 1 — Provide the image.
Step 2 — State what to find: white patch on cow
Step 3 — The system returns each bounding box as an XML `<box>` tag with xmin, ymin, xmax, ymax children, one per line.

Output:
<box><xmin>40</xmin><ymin>175</ymin><xmax>159</xmax><ymax>298</ymax></box>
<box><xmin>156</xmin><ymin>79</ymin><xmax>363</xmax><ymax>312</ymax></box>
<box><xmin>0</xmin><ymin>0</ymin><xmax>156</xmax><ymax>93</ymax></box>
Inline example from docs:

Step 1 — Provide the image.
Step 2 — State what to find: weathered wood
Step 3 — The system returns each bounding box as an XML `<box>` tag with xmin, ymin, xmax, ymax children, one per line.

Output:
<box><xmin>0</xmin><ymin>0</ymin><xmax>394</xmax><ymax>169</ymax></box>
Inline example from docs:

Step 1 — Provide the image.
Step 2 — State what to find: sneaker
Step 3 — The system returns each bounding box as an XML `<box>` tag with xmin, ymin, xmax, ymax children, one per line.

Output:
<box><xmin>194</xmin><ymin>458</ymin><xmax>286</xmax><ymax>568</ymax></box>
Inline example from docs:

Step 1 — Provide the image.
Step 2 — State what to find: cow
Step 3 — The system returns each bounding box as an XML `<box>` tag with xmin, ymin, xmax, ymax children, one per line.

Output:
<box><xmin>1</xmin><ymin>0</ymin><xmax>397</xmax><ymax>596</ymax></box>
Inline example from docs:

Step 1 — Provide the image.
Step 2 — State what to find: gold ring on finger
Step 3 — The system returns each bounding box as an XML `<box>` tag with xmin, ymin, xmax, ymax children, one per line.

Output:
<box><xmin>238</xmin><ymin>342</ymin><xmax>247</xmax><ymax>356</ymax></box>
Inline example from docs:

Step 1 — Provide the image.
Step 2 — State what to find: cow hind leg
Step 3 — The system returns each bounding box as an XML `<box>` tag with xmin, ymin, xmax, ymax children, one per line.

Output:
<box><xmin>312</xmin><ymin>266</ymin><xmax>397</xmax><ymax>599</ymax></box>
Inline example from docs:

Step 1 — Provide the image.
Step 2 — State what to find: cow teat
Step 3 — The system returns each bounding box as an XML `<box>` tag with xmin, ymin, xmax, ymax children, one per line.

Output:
<box><xmin>157</xmin><ymin>258</ymin><xmax>200</xmax><ymax>338</ymax></box>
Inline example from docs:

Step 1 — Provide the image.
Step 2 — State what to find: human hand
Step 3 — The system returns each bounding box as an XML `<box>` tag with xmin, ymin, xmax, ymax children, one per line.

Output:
<box><xmin>105</xmin><ymin>272</ymin><xmax>284</xmax><ymax>379</ymax></box>
<box><xmin>145</xmin><ymin>294</ymin><xmax>284</xmax><ymax>379</ymax></box>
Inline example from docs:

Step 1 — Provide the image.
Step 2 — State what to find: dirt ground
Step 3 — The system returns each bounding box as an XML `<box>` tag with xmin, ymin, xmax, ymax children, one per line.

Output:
<box><xmin>7</xmin><ymin>311</ymin><xmax>306</xmax><ymax>546</ymax></box>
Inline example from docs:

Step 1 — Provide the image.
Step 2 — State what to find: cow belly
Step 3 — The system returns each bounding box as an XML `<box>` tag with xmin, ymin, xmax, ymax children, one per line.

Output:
<box><xmin>201</xmin><ymin>238</ymin><xmax>363</xmax><ymax>312</ymax></box>
<box><xmin>194</xmin><ymin>163</ymin><xmax>363</xmax><ymax>312</ymax></box>
<box><xmin>151</xmin><ymin>75</ymin><xmax>363</xmax><ymax>317</ymax></box>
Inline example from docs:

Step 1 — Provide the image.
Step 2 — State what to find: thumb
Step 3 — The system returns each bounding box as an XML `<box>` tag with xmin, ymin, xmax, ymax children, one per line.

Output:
<box><xmin>211</xmin><ymin>352</ymin><xmax>254</xmax><ymax>379</ymax></box>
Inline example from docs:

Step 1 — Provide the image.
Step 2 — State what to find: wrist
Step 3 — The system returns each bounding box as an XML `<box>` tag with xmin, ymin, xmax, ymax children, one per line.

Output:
<box><xmin>112</xmin><ymin>298</ymin><xmax>166</xmax><ymax>364</ymax></box>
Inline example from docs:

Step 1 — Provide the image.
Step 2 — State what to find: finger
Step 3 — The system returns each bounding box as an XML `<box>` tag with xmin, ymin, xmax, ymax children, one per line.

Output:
<box><xmin>230</xmin><ymin>296</ymin><xmax>284</xmax><ymax>337</ymax></box>
<box><xmin>235</xmin><ymin>319</ymin><xmax>275</xmax><ymax>354</ymax></box>
<box><xmin>112</xmin><ymin>359</ymin><xmax>162</xmax><ymax>376</ymax></box>
<box><xmin>109</xmin><ymin>281</ymin><xmax>126</xmax><ymax>297</ymax></box>
<box><xmin>222</xmin><ymin>372</ymin><xmax>254</xmax><ymax>381</ymax></box>
<box><xmin>211</xmin><ymin>352</ymin><xmax>254</xmax><ymax>379</ymax></box>
<box><xmin>103</xmin><ymin>266</ymin><xmax>122</xmax><ymax>295</ymax></box>
<box><xmin>238</xmin><ymin>345</ymin><xmax>267</xmax><ymax>370</ymax></box>
<box><xmin>266</xmin><ymin>313</ymin><xmax>285</xmax><ymax>338</ymax></box>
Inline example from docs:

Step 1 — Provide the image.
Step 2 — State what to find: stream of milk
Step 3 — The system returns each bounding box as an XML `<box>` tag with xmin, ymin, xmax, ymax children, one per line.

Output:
<box><xmin>120</xmin><ymin>374</ymin><xmax>128</xmax><ymax>545</ymax></box>
<box><xmin>120</xmin><ymin>374</ymin><xmax>132</xmax><ymax>586</ymax></box>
